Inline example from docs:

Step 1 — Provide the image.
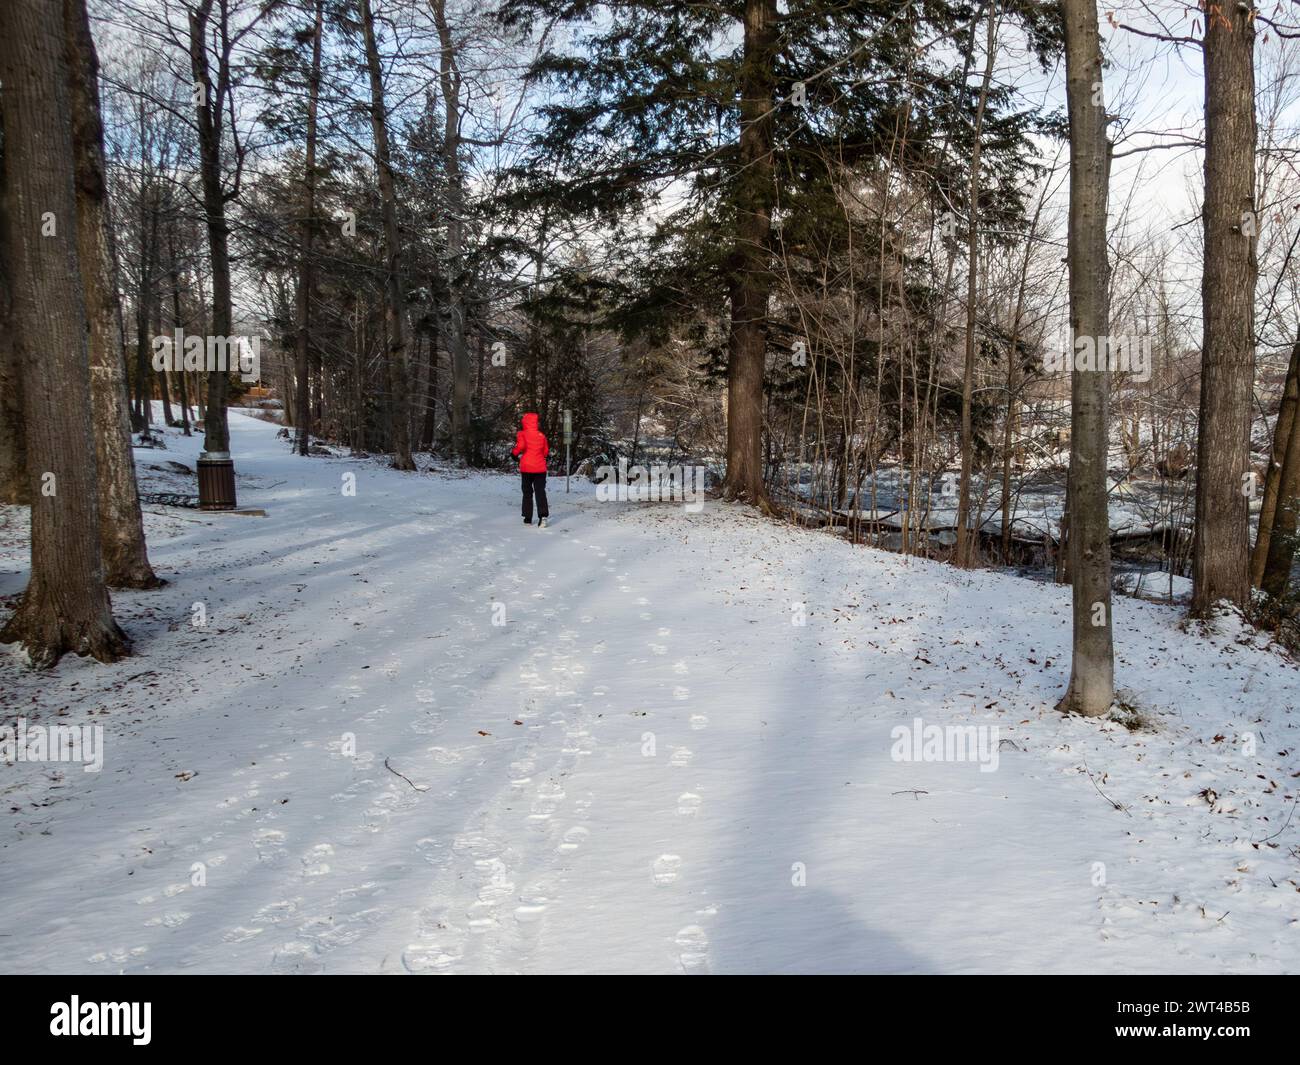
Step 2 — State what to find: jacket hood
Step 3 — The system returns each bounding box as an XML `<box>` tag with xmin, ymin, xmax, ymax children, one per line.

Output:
<box><xmin>521</xmin><ymin>412</ymin><xmax>539</xmax><ymax>431</ymax></box>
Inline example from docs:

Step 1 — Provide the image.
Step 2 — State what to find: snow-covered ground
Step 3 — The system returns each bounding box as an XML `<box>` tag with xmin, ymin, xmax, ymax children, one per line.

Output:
<box><xmin>1</xmin><ymin>410</ymin><xmax>1298</xmax><ymax>974</ymax></box>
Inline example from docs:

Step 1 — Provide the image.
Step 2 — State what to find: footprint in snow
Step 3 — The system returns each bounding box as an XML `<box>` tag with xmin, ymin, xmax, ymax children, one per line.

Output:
<box><xmin>677</xmin><ymin>792</ymin><xmax>703</xmax><ymax>816</ymax></box>
<box><xmin>514</xmin><ymin>890</ymin><xmax>550</xmax><ymax>925</ymax></box>
<box><xmin>144</xmin><ymin>911</ymin><xmax>191</xmax><ymax>929</ymax></box>
<box><xmin>652</xmin><ymin>854</ymin><xmax>682</xmax><ymax>884</ymax></box>
<box><xmin>557</xmin><ymin>825</ymin><xmax>590</xmax><ymax>852</ymax></box>
<box><xmin>675</xmin><ymin>925</ymin><xmax>710</xmax><ymax>972</ymax></box>
<box><xmin>402</xmin><ymin>942</ymin><xmax>458</xmax><ymax>973</ymax></box>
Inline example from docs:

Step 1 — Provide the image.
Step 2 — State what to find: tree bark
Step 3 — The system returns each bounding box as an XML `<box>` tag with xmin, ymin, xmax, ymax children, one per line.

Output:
<box><xmin>1057</xmin><ymin>0</ymin><xmax>1114</xmax><ymax>716</ymax></box>
<box><xmin>167</xmin><ymin>220</ymin><xmax>193</xmax><ymax>435</ymax></box>
<box><xmin>421</xmin><ymin>333</ymin><xmax>438</xmax><ymax>449</ymax></box>
<box><xmin>1192</xmin><ymin>5</ymin><xmax>1257</xmax><ymax>615</ymax></box>
<box><xmin>293</xmin><ymin>0</ymin><xmax>324</xmax><ymax>457</ymax></box>
<box><xmin>722</xmin><ymin>0</ymin><xmax>776</xmax><ymax>507</ymax></box>
<box><xmin>1260</xmin><ymin>384</ymin><xmax>1300</xmax><ymax>600</ymax></box>
<box><xmin>131</xmin><ymin>158</ymin><xmax>155</xmax><ymax>433</ymax></box>
<box><xmin>431</xmin><ymin>0</ymin><xmax>471</xmax><ymax>462</ymax></box>
<box><xmin>0</xmin><ymin>0</ymin><xmax>129</xmax><ymax>667</ymax></box>
<box><xmin>360</xmin><ymin>0</ymin><xmax>416</xmax><ymax>470</ymax></box>
<box><xmin>1260</xmin><ymin>339</ymin><xmax>1300</xmax><ymax>599</ymax></box>
<box><xmin>999</xmin><ymin>188</ymin><xmax>1044</xmax><ymax>563</ymax></box>
<box><xmin>0</xmin><ymin>135</ymin><xmax>30</xmax><ymax>505</ymax></box>
<box><xmin>65</xmin><ymin>0</ymin><xmax>162</xmax><ymax>589</ymax></box>
<box><xmin>157</xmin><ymin>285</ymin><xmax>175</xmax><ymax>426</ymax></box>
<box><xmin>956</xmin><ymin>1</ymin><xmax>998</xmax><ymax>568</ymax></box>
<box><xmin>1251</xmin><ymin>337</ymin><xmax>1300</xmax><ymax>587</ymax></box>
<box><xmin>189</xmin><ymin>0</ymin><xmax>233</xmax><ymax>455</ymax></box>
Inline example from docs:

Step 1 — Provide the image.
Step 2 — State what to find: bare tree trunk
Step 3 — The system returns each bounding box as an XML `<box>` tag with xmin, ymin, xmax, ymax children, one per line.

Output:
<box><xmin>65</xmin><ymin>0</ymin><xmax>162</xmax><ymax>589</ymax></box>
<box><xmin>293</xmin><ymin>0</ymin><xmax>323</xmax><ymax>457</ymax></box>
<box><xmin>1251</xmin><ymin>337</ymin><xmax>1300</xmax><ymax>586</ymax></box>
<box><xmin>1001</xmin><ymin>172</ymin><xmax>1049</xmax><ymax>564</ymax></box>
<box><xmin>956</xmin><ymin>1</ymin><xmax>997</xmax><ymax>568</ymax></box>
<box><xmin>475</xmin><ymin>324</ymin><xmax>485</xmax><ymax>413</ymax></box>
<box><xmin>526</xmin><ymin>230</ymin><xmax>545</xmax><ymax>410</ymax></box>
<box><xmin>1192</xmin><ymin>5</ymin><xmax>1257</xmax><ymax>615</ymax></box>
<box><xmin>1260</xmin><ymin>382</ymin><xmax>1300</xmax><ymax>600</ymax></box>
<box><xmin>998</xmin><ymin>339</ymin><xmax>1019</xmax><ymax>563</ymax></box>
<box><xmin>177</xmin><ymin>357</ymin><xmax>192</xmax><ymax>433</ymax></box>
<box><xmin>189</xmin><ymin>0</ymin><xmax>233</xmax><ymax>455</ymax></box>
<box><xmin>317</xmin><ymin>350</ymin><xmax>328</xmax><ymax>439</ymax></box>
<box><xmin>421</xmin><ymin>335</ymin><xmax>438</xmax><ymax>450</ymax></box>
<box><xmin>0</xmin><ymin>143</ymin><xmax>30</xmax><ymax>505</ymax></box>
<box><xmin>722</xmin><ymin>0</ymin><xmax>776</xmax><ymax>508</ymax></box>
<box><xmin>0</xmin><ymin>0</ymin><xmax>129</xmax><ymax>667</ymax></box>
<box><xmin>360</xmin><ymin>0</ymin><xmax>416</xmax><ymax>470</ymax></box>
<box><xmin>152</xmin><ymin>263</ymin><xmax>174</xmax><ymax>426</ymax></box>
<box><xmin>1057</xmin><ymin>0</ymin><xmax>1114</xmax><ymax>717</ymax></box>
<box><xmin>153</xmin><ymin>242</ymin><xmax>174</xmax><ymax>428</ymax></box>
<box><xmin>132</xmin><ymin>165</ymin><xmax>155</xmax><ymax>432</ymax></box>
<box><xmin>167</xmin><ymin>221</ymin><xmax>193</xmax><ymax>435</ymax></box>
<box><xmin>430</xmin><ymin>0</ymin><xmax>471</xmax><ymax>462</ymax></box>
<box><xmin>410</xmin><ymin>332</ymin><xmax>427</xmax><ymax>447</ymax></box>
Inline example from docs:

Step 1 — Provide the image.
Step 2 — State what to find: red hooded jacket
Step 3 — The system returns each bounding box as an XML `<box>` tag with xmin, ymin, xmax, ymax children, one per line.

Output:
<box><xmin>512</xmin><ymin>413</ymin><xmax>549</xmax><ymax>473</ymax></box>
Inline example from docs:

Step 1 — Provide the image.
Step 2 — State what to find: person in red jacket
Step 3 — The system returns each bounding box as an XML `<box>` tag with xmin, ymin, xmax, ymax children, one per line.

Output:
<box><xmin>512</xmin><ymin>412</ymin><xmax>550</xmax><ymax>527</ymax></box>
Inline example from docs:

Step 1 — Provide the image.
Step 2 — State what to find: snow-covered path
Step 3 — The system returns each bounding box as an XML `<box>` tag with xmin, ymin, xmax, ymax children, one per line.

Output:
<box><xmin>2</xmin><ymin>411</ymin><xmax>1299</xmax><ymax>974</ymax></box>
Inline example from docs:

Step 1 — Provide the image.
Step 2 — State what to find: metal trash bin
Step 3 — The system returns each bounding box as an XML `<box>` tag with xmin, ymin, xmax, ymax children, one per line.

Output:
<box><xmin>197</xmin><ymin>451</ymin><xmax>237</xmax><ymax>511</ymax></box>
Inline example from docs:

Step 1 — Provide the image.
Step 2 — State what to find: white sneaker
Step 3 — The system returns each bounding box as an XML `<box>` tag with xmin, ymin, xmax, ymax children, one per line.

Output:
<box><xmin>538</xmin><ymin>517</ymin><xmax>547</xmax><ymax>528</ymax></box>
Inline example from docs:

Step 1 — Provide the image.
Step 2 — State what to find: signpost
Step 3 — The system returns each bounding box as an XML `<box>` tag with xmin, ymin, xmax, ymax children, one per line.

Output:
<box><xmin>563</xmin><ymin>409</ymin><xmax>572</xmax><ymax>493</ymax></box>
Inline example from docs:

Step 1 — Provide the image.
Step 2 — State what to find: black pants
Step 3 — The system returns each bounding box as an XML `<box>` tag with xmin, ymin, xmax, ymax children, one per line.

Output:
<box><xmin>521</xmin><ymin>472</ymin><xmax>549</xmax><ymax>521</ymax></box>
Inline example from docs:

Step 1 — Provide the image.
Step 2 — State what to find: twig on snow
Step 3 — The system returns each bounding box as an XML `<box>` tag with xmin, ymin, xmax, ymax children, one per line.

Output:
<box><xmin>384</xmin><ymin>758</ymin><xmax>429</xmax><ymax>793</ymax></box>
<box><xmin>1254</xmin><ymin>796</ymin><xmax>1298</xmax><ymax>846</ymax></box>
<box><xmin>1082</xmin><ymin>758</ymin><xmax>1130</xmax><ymax>817</ymax></box>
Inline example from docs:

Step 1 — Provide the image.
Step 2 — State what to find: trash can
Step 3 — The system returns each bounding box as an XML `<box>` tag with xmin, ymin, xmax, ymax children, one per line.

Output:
<box><xmin>197</xmin><ymin>451</ymin><xmax>237</xmax><ymax>511</ymax></box>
